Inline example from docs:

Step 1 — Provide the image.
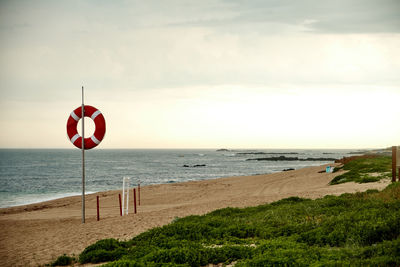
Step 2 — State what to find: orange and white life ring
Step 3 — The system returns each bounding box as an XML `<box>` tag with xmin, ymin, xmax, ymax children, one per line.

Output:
<box><xmin>66</xmin><ymin>105</ymin><xmax>106</xmax><ymax>149</ymax></box>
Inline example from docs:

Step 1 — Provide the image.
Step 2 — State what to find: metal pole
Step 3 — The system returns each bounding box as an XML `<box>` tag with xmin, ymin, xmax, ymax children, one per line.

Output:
<box><xmin>82</xmin><ymin>86</ymin><xmax>85</xmax><ymax>223</ymax></box>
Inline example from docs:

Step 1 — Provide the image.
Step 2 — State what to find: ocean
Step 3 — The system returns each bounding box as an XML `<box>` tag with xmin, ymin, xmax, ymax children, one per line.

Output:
<box><xmin>0</xmin><ymin>149</ymin><xmax>356</xmax><ymax>208</ymax></box>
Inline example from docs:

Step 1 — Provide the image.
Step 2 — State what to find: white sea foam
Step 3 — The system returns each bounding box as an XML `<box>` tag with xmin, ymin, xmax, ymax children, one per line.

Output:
<box><xmin>0</xmin><ymin>191</ymin><xmax>96</xmax><ymax>208</ymax></box>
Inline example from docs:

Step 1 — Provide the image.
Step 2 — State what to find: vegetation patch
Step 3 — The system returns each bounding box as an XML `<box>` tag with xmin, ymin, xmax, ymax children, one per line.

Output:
<box><xmin>61</xmin><ymin>181</ymin><xmax>400</xmax><ymax>266</ymax></box>
<box><xmin>330</xmin><ymin>155</ymin><xmax>391</xmax><ymax>185</ymax></box>
<box><xmin>48</xmin><ymin>254</ymin><xmax>75</xmax><ymax>266</ymax></box>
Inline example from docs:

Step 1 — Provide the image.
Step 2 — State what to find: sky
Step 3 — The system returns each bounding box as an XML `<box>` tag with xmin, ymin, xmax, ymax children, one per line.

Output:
<box><xmin>0</xmin><ymin>0</ymin><xmax>399</xmax><ymax>149</ymax></box>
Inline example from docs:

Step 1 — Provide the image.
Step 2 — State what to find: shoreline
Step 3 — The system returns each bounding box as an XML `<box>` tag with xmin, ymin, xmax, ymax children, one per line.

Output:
<box><xmin>0</xmin><ymin>163</ymin><xmax>391</xmax><ymax>266</ymax></box>
<box><xmin>0</xmin><ymin>163</ymin><xmax>327</xmax><ymax>210</ymax></box>
<box><xmin>0</xmin><ymin>148</ymin><xmax>360</xmax><ymax>209</ymax></box>
<box><xmin>0</xmin><ymin>191</ymin><xmax>98</xmax><ymax>210</ymax></box>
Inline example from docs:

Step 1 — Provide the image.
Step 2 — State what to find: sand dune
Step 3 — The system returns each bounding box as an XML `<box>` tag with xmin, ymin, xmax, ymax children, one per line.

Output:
<box><xmin>0</xmin><ymin>164</ymin><xmax>390</xmax><ymax>266</ymax></box>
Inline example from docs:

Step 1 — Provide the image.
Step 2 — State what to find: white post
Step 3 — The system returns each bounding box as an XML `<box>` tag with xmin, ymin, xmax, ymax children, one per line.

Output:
<box><xmin>122</xmin><ymin>177</ymin><xmax>130</xmax><ymax>215</ymax></box>
<box><xmin>126</xmin><ymin>178</ymin><xmax>130</xmax><ymax>214</ymax></box>
<box><xmin>122</xmin><ymin>178</ymin><xmax>125</xmax><ymax>216</ymax></box>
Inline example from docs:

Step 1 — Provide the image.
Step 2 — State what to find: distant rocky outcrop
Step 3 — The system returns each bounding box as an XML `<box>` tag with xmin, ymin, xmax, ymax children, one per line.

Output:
<box><xmin>246</xmin><ymin>156</ymin><xmax>298</xmax><ymax>161</ymax></box>
<box><xmin>247</xmin><ymin>156</ymin><xmax>338</xmax><ymax>161</ymax></box>
<box><xmin>237</xmin><ymin>152</ymin><xmax>299</xmax><ymax>155</ymax></box>
<box><xmin>216</xmin><ymin>149</ymin><xmax>229</xmax><ymax>152</ymax></box>
<box><xmin>348</xmin><ymin>150</ymin><xmax>369</xmax><ymax>154</ymax></box>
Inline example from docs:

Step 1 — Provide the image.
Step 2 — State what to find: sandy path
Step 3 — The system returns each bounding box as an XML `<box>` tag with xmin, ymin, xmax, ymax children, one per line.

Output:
<box><xmin>0</xmin><ymin>164</ymin><xmax>390</xmax><ymax>266</ymax></box>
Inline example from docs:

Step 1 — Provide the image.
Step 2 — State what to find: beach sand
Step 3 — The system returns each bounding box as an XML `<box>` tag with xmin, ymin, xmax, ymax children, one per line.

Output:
<box><xmin>0</xmin><ymin>164</ymin><xmax>390</xmax><ymax>266</ymax></box>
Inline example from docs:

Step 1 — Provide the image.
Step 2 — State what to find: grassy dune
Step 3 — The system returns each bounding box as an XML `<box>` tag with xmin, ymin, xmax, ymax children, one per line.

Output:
<box><xmin>51</xmin><ymin>156</ymin><xmax>400</xmax><ymax>266</ymax></box>
<box><xmin>330</xmin><ymin>155</ymin><xmax>392</xmax><ymax>185</ymax></box>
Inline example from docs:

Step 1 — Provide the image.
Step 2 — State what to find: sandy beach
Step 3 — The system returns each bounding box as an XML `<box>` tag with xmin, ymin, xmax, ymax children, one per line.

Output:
<box><xmin>0</xmin><ymin>164</ymin><xmax>390</xmax><ymax>267</ymax></box>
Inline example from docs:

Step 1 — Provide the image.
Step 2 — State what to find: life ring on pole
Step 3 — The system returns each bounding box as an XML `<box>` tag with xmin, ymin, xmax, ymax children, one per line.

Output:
<box><xmin>67</xmin><ymin>105</ymin><xmax>106</xmax><ymax>150</ymax></box>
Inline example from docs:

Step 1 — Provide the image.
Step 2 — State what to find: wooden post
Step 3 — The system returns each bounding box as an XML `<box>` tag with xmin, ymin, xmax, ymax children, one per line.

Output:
<box><xmin>397</xmin><ymin>146</ymin><xmax>400</xmax><ymax>182</ymax></box>
<box><xmin>119</xmin><ymin>194</ymin><xmax>122</xmax><ymax>216</ymax></box>
<box><xmin>392</xmin><ymin>146</ymin><xmax>397</xmax><ymax>182</ymax></box>
<box><xmin>398</xmin><ymin>146</ymin><xmax>400</xmax><ymax>182</ymax></box>
<box><xmin>133</xmin><ymin>188</ymin><xmax>137</xmax><ymax>214</ymax></box>
<box><xmin>138</xmin><ymin>183</ymin><xmax>140</xmax><ymax>206</ymax></box>
<box><xmin>97</xmin><ymin>196</ymin><xmax>100</xmax><ymax>221</ymax></box>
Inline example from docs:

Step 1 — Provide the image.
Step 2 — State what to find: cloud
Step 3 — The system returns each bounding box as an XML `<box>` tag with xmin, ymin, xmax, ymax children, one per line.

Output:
<box><xmin>2</xmin><ymin>0</ymin><xmax>399</xmax><ymax>35</ymax></box>
<box><xmin>165</xmin><ymin>0</ymin><xmax>400</xmax><ymax>34</ymax></box>
<box><xmin>1</xmin><ymin>0</ymin><xmax>399</xmax><ymax>96</ymax></box>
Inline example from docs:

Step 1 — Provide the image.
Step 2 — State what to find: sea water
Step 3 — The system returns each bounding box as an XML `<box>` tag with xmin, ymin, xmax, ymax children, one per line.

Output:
<box><xmin>0</xmin><ymin>149</ymin><xmax>355</xmax><ymax>208</ymax></box>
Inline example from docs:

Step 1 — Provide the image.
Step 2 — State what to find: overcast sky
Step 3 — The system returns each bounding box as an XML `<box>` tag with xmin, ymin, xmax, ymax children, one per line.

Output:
<box><xmin>0</xmin><ymin>0</ymin><xmax>399</xmax><ymax>149</ymax></box>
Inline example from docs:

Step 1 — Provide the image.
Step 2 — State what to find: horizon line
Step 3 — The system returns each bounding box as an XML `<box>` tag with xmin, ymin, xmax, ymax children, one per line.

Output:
<box><xmin>0</xmin><ymin>147</ymin><xmax>388</xmax><ymax>150</ymax></box>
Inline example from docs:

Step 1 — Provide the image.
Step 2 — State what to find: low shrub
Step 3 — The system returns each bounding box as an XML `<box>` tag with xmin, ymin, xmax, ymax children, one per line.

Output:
<box><xmin>79</xmin><ymin>239</ymin><xmax>127</xmax><ymax>264</ymax></box>
<box><xmin>50</xmin><ymin>254</ymin><xmax>74</xmax><ymax>266</ymax></box>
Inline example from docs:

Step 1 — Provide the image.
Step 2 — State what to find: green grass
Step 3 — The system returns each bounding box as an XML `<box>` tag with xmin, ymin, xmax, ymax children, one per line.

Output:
<box><xmin>330</xmin><ymin>155</ymin><xmax>392</xmax><ymax>185</ymax></box>
<box><xmin>62</xmin><ymin>183</ymin><xmax>400</xmax><ymax>267</ymax></box>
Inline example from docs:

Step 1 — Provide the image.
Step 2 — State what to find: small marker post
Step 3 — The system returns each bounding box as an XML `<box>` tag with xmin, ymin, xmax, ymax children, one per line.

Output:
<box><xmin>392</xmin><ymin>146</ymin><xmax>397</xmax><ymax>183</ymax></box>
<box><xmin>97</xmin><ymin>196</ymin><xmax>100</xmax><ymax>221</ymax></box>
<box><xmin>397</xmin><ymin>146</ymin><xmax>400</xmax><ymax>182</ymax></box>
<box><xmin>133</xmin><ymin>188</ymin><xmax>137</xmax><ymax>214</ymax></box>
<box><xmin>138</xmin><ymin>183</ymin><xmax>140</xmax><ymax>206</ymax></box>
<box><xmin>122</xmin><ymin>177</ymin><xmax>130</xmax><ymax>215</ymax></box>
<box><xmin>119</xmin><ymin>194</ymin><xmax>122</xmax><ymax>216</ymax></box>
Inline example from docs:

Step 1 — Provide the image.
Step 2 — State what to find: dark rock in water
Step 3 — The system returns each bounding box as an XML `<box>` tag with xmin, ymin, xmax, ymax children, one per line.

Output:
<box><xmin>216</xmin><ymin>149</ymin><xmax>229</xmax><ymax>152</ymax></box>
<box><xmin>247</xmin><ymin>156</ymin><xmax>338</xmax><ymax>161</ymax></box>
<box><xmin>237</xmin><ymin>152</ymin><xmax>267</xmax><ymax>155</ymax></box>
<box><xmin>348</xmin><ymin>150</ymin><xmax>368</xmax><ymax>154</ymax></box>
<box><xmin>182</xmin><ymin>164</ymin><xmax>206</xmax><ymax>168</ymax></box>
<box><xmin>283</xmin><ymin>168</ymin><xmax>295</xmax><ymax>171</ymax></box>
<box><xmin>303</xmin><ymin>157</ymin><xmax>337</xmax><ymax>161</ymax></box>
<box><xmin>238</xmin><ymin>152</ymin><xmax>299</xmax><ymax>155</ymax></box>
<box><xmin>247</xmin><ymin>156</ymin><xmax>298</xmax><ymax>161</ymax></box>
<box><xmin>167</xmin><ymin>180</ymin><xmax>176</xmax><ymax>183</ymax></box>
